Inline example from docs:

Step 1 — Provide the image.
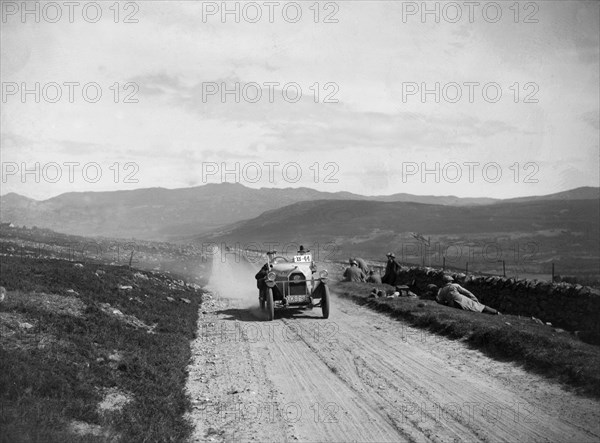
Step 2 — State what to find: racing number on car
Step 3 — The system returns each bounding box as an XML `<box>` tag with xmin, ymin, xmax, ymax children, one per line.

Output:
<box><xmin>293</xmin><ymin>254</ymin><xmax>312</xmax><ymax>263</ymax></box>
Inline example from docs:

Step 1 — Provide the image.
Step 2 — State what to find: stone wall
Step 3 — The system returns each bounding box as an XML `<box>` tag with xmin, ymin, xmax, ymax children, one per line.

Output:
<box><xmin>392</xmin><ymin>266</ymin><xmax>600</xmax><ymax>340</ymax></box>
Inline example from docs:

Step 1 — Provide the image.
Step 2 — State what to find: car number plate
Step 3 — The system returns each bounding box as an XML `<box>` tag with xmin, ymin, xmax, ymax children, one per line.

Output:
<box><xmin>287</xmin><ymin>295</ymin><xmax>307</xmax><ymax>303</ymax></box>
<box><xmin>293</xmin><ymin>254</ymin><xmax>312</xmax><ymax>263</ymax></box>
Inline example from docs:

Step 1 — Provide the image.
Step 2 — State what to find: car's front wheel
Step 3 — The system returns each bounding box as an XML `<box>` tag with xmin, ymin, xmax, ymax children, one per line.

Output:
<box><xmin>266</xmin><ymin>288</ymin><xmax>274</xmax><ymax>321</ymax></box>
<box><xmin>259</xmin><ymin>290</ymin><xmax>265</xmax><ymax>310</ymax></box>
<box><xmin>321</xmin><ymin>285</ymin><xmax>330</xmax><ymax>319</ymax></box>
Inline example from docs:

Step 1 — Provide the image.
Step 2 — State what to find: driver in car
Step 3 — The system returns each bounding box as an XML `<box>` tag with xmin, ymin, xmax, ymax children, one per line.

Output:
<box><xmin>297</xmin><ymin>245</ymin><xmax>309</xmax><ymax>254</ymax></box>
<box><xmin>297</xmin><ymin>245</ymin><xmax>317</xmax><ymax>273</ymax></box>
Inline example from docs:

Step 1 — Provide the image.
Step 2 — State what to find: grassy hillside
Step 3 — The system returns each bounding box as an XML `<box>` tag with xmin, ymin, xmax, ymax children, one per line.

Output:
<box><xmin>0</xmin><ymin>226</ymin><xmax>210</xmax><ymax>286</ymax></box>
<box><xmin>201</xmin><ymin>198</ymin><xmax>599</xmax><ymax>280</ymax></box>
<box><xmin>0</xmin><ymin>232</ymin><xmax>206</xmax><ymax>442</ymax></box>
<box><xmin>209</xmin><ymin>198</ymin><xmax>598</xmax><ymax>237</ymax></box>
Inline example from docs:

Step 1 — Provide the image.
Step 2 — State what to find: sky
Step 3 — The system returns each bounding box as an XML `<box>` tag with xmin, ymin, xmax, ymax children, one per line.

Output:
<box><xmin>1</xmin><ymin>0</ymin><xmax>598</xmax><ymax>200</ymax></box>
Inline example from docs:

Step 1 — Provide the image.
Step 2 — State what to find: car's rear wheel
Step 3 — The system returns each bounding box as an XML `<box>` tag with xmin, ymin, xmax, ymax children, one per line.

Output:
<box><xmin>321</xmin><ymin>285</ymin><xmax>330</xmax><ymax>319</ymax></box>
<box><xmin>266</xmin><ymin>288</ymin><xmax>274</xmax><ymax>321</ymax></box>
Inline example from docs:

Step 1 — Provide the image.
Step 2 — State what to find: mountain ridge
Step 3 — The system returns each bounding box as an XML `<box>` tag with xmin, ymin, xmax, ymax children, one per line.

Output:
<box><xmin>1</xmin><ymin>183</ymin><xmax>597</xmax><ymax>241</ymax></box>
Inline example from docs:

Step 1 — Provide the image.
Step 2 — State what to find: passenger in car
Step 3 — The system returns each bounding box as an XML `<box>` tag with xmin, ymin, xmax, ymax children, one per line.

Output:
<box><xmin>297</xmin><ymin>245</ymin><xmax>309</xmax><ymax>254</ymax></box>
<box><xmin>255</xmin><ymin>263</ymin><xmax>269</xmax><ymax>290</ymax></box>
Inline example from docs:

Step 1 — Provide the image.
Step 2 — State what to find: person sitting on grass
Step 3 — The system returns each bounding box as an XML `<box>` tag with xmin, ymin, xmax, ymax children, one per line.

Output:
<box><xmin>436</xmin><ymin>275</ymin><xmax>501</xmax><ymax>315</ymax></box>
<box><xmin>366</xmin><ymin>269</ymin><xmax>382</xmax><ymax>285</ymax></box>
<box><xmin>343</xmin><ymin>260</ymin><xmax>366</xmax><ymax>282</ymax></box>
<box><xmin>349</xmin><ymin>257</ymin><xmax>370</xmax><ymax>275</ymax></box>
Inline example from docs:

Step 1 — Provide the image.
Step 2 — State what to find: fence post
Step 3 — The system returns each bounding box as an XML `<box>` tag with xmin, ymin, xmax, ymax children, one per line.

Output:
<box><xmin>465</xmin><ymin>262</ymin><xmax>469</xmax><ymax>274</ymax></box>
<box><xmin>552</xmin><ymin>262</ymin><xmax>555</xmax><ymax>282</ymax></box>
<box><xmin>502</xmin><ymin>260</ymin><xmax>506</xmax><ymax>277</ymax></box>
<box><xmin>442</xmin><ymin>257</ymin><xmax>446</xmax><ymax>270</ymax></box>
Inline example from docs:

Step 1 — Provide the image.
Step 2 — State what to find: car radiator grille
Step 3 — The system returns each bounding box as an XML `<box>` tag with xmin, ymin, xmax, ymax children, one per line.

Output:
<box><xmin>288</xmin><ymin>273</ymin><xmax>306</xmax><ymax>296</ymax></box>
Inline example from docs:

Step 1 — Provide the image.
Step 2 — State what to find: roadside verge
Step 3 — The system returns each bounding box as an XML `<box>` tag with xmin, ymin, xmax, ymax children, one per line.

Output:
<box><xmin>334</xmin><ymin>281</ymin><xmax>600</xmax><ymax>399</ymax></box>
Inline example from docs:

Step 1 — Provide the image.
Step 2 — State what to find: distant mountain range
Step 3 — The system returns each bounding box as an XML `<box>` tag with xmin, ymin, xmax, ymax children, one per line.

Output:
<box><xmin>502</xmin><ymin>187</ymin><xmax>600</xmax><ymax>203</ymax></box>
<box><xmin>1</xmin><ymin>184</ymin><xmax>598</xmax><ymax>241</ymax></box>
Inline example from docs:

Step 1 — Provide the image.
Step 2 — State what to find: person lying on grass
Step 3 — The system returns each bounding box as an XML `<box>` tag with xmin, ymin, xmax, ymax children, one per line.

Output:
<box><xmin>436</xmin><ymin>275</ymin><xmax>501</xmax><ymax>315</ymax></box>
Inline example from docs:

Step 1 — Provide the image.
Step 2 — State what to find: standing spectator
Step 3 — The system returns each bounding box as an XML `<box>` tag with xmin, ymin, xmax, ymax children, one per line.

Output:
<box><xmin>382</xmin><ymin>252</ymin><xmax>401</xmax><ymax>285</ymax></box>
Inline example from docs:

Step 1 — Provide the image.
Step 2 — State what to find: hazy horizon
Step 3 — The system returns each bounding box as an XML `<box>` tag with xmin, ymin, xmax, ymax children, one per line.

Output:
<box><xmin>2</xmin><ymin>181</ymin><xmax>598</xmax><ymax>202</ymax></box>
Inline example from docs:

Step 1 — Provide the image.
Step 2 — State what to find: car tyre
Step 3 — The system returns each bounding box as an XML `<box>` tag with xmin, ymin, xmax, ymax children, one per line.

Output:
<box><xmin>266</xmin><ymin>288</ymin><xmax>274</xmax><ymax>321</ymax></box>
<box><xmin>258</xmin><ymin>289</ymin><xmax>267</xmax><ymax>311</ymax></box>
<box><xmin>321</xmin><ymin>285</ymin><xmax>330</xmax><ymax>319</ymax></box>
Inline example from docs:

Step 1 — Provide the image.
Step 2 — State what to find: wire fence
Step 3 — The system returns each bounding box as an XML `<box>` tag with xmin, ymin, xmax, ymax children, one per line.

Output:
<box><xmin>363</xmin><ymin>255</ymin><xmax>600</xmax><ymax>287</ymax></box>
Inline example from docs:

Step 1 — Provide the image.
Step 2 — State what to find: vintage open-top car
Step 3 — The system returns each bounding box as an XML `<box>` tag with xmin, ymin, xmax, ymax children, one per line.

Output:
<box><xmin>257</xmin><ymin>249</ymin><xmax>330</xmax><ymax>321</ymax></box>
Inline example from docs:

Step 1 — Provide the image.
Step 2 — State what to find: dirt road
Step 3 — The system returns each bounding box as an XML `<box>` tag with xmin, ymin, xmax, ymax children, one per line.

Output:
<box><xmin>185</xmin><ymin>256</ymin><xmax>600</xmax><ymax>442</ymax></box>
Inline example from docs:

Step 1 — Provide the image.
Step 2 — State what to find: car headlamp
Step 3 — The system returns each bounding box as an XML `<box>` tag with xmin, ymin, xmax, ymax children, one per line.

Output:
<box><xmin>267</xmin><ymin>272</ymin><xmax>276</xmax><ymax>281</ymax></box>
<box><xmin>319</xmin><ymin>270</ymin><xmax>328</xmax><ymax>279</ymax></box>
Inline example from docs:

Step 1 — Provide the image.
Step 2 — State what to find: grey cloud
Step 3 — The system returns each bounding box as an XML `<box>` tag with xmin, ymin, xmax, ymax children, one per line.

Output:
<box><xmin>123</xmin><ymin>72</ymin><xmax>536</xmax><ymax>155</ymax></box>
